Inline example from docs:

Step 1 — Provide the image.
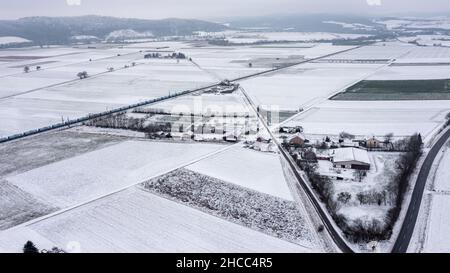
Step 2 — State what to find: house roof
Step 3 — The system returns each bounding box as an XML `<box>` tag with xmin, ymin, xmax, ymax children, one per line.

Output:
<box><xmin>332</xmin><ymin>148</ymin><xmax>370</xmax><ymax>165</ymax></box>
<box><xmin>288</xmin><ymin>133</ymin><xmax>306</xmax><ymax>141</ymax></box>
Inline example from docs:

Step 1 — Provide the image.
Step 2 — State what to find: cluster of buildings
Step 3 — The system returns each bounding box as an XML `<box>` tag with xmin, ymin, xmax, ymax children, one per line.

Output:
<box><xmin>280</xmin><ymin>127</ymin><xmax>375</xmax><ymax>176</ymax></box>
<box><xmin>201</xmin><ymin>81</ymin><xmax>240</xmax><ymax>95</ymax></box>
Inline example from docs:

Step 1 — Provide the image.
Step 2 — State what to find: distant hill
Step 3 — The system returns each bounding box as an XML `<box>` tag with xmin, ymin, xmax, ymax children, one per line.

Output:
<box><xmin>0</xmin><ymin>15</ymin><xmax>228</xmax><ymax>45</ymax></box>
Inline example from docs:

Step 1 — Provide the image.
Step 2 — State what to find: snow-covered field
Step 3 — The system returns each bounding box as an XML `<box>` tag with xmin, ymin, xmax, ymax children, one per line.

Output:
<box><xmin>433</xmin><ymin>146</ymin><xmax>450</xmax><ymax>192</ymax></box>
<box><xmin>378</xmin><ymin>18</ymin><xmax>450</xmax><ymax>31</ymax></box>
<box><xmin>186</xmin><ymin>146</ymin><xmax>294</xmax><ymax>200</ymax></box>
<box><xmin>182</xmin><ymin>43</ymin><xmax>354</xmax><ymax>80</ymax></box>
<box><xmin>419</xmin><ymin>144</ymin><xmax>450</xmax><ymax>252</ymax></box>
<box><xmin>18</xmin><ymin>59</ymin><xmax>215</xmax><ymax>104</ymax></box>
<box><xmin>0</xmin><ymin>180</ymin><xmax>56</xmax><ymax>230</ymax></box>
<box><xmin>368</xmin><ymin>65</ymin><xmax>450</xmax><ymax>80</ymax></box>
<box><xmin>224</xmin><ymin>31</ymin><xmax>369</xmax><ymax>44</ymax></box>
<box><xmin>0</xmin><ymin>37</ymin><xmax>31</xmax><ymax>46</ymax></box>
<box><xmin>324</xmin><ymin>44</ymin><xmax>411</xmax><ymax>61</ymax></box>
<box><xmin>0</xmin><ymin>187</ymin><xmax>312</xmax><ymax>253</ymax></box>
<box><xmin>194</xmin><ymin>30</ymin><xmax>369</xmax><ymax>44</ymax></box>
<box><xmin>6</xmin><ymin>140</ymin><xmax>225</xmax><ymax>207</ymax></box>
<box><xmin>241</xmin><ymin>63</ymin><xmax>384</xmax><ymax>111</ymax></box>
<box><xmin>423</xmin><ymin>194</ymin><xmax>450</xmax><ymax>253</ymax></box>
<box><xmin>0</xmin><ymin>42</ymin><xmax>358</xmax><ymax>137</ymax></box>
<box><xmin>140</xmin><ymin>92</ymin><xmax>253</xmax><ymax>116</ymax></box>
<box><xmin>0</xmin><ymin>55</ymin><xmax>217</xmax><ymax>137</ymax></box>
<box><xmin>395</xmin><ymin>45</ymin><xmax>450</xmax><ymax>64</ymax></box>
<box><xmin>285</xmin><ymin>100</ymin><xmax>450</xmax><ymax>141</ymax></box>
<box><xmin>399</xmin><ymin>35</ymin><xmax>450</xmax><ymax>47</ymax></box>
<box><xmin>0</xmin><ymin>130</ymin><xmax>124</xmax><ymax>178</ymax></box>
<box><xmin>0</xmin><ymin>47</ymin><xmax>139</xmax><ymax>77</ymax></box>
<box><xmin>323</xmin><ymin>21</ymin><xmax>375</xmax><ymax>31</ymax></box>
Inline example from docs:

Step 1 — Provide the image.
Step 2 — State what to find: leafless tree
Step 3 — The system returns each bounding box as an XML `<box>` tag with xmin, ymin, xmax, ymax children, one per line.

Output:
<box><xmin>353</xmin><ymin>170</ymin><xmax>367</xmax><ymax>182</ymax></box>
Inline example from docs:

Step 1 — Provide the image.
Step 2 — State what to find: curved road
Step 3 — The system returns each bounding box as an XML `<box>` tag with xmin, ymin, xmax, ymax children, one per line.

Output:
<box><xmin>392</xmin><ymin>127</ymin><xmax>450</xmax><ymax>253</ymax></box>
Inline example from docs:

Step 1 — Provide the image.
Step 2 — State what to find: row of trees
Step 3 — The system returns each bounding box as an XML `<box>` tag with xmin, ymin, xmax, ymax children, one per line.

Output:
<box><xmin>23</xmin><ymin>66</ymin><xmax>41</xmax><ymax>73</ymax></box>
<box><xmin>77</xmin><ymin>71</ymin><xmax>88</xmax><ymax>79</ymax></box>
<box><xmin>298</xmin><ymin>161</ymin><xmax>338</xmax><ymax>215</ymax></box>
<box><xmin>86</xmin><ymin>113</ymin><xmax>173</xmax><ymax>136</ymax></box>
<box><xmin>144</xmin><ymin>52</ymin><xmax>186</xmax><ymax>59</ymax></box>
<box><xmin>23</xmin><ymin>241</ymin><xmax>64</xmax><ymax>253</ymax></box>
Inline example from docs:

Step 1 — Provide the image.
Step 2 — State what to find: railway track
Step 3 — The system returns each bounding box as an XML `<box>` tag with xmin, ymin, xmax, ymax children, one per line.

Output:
<box><xmin>0</xmin><ymin>45</ymin><xmax>362</xmax><ymax>145</ymax></box>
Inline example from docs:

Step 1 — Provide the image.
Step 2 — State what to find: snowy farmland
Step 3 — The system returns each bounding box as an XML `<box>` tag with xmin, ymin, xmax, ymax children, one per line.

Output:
<box><xmin>0</xmin><ymin>130</ymin><xmax>124</xmax><ymax>178</ymax></box>
<box><xmin>0</xmin><ymin>51</ymin><xmax>217</xmax><ymax>137</ymax></box>
<box><xmin>285</xmin><ymin>100</ymin><xmax>450</xmax><ymax>142</ymax></box>
<box><xmin>423</xmin><ymin>194</ymin><xmax>450</xmax><ymax>253</ymax></box>
<box><xmin>143</xmin><ymin>168</ymin><xmax>318</xmax><ymax>248</ymax></box>
<box><xmin>324</xmin><ymin>44</ymin><xmax>411</xmax><ymax>61</ymax></box>
<box><xmin>241</xmin><ymin>63</ymin><xmax>384</xmax><ymax>111</ymax></box>
<box><xmin>186</xmin><ymin>146</ymin><xmax>294</xmax><ymax>200</ymax></box>
<box><xmin>0</xmin><ymin>42</ymin><xmax>358</xmax><ymax>138</ymax></box>
<box><xmin>5</xmin><ymin>140</ymin><xmax>225</xmax><ymax>207</ymax></box>
<box><xmin>140</xmin><ymin>92</ymin><xmax>254</xmax><ymax>116</ymax></box>
<box><xmin>195</xmin><ymin>30</ymin><xmax>369</xmax><ymax>44</ymax></box>
<box><xmin>0</xmin><ymin>180</ymin><xmax>56</xmax><ymax>231</ymax></box>
<box><xmin>0</xmin><ymin>130</ymin><xmax>126</xmax><ymax>230</ymax></box>
<box><xmin>2</xmin><ymin>36</ymin><xmax>450</xmax><ymax>253</ymax></box>
<box><xmin>422</xmin><ymin>145</ymin><xmax>450</xmax><ymax>253</ymax></box>
<box><xmin>182</xmin><ymin>43</ymin><xmax>354</xmax><ymax>80</ymax></box>
<box><xmin>0</xmin><ymin>187</ymin><xmax>313</xmax><ymax>253</ymax></box>
<box><xmin>0</xmin><ymin>36</ymin><xmax>31</xmax><ymax>46</ymax></box>
<box><xmin>367</xmin><ymin>65</ymin><xmax>450</xmax><ymax>81</ymax></box>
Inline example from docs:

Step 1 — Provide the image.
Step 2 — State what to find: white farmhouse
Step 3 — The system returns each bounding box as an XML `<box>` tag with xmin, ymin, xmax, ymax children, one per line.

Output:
<box><xmin>331</xmin><ymin>147</ymin><xmax>371</xmax><ymax>170</ymax></box>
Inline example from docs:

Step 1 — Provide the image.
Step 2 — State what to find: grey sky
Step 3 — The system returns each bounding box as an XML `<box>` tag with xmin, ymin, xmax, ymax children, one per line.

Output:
<box><xmin>1</xmin><ymin>0</ymin><xmax>449</xmax><ymax>20</ymax></box>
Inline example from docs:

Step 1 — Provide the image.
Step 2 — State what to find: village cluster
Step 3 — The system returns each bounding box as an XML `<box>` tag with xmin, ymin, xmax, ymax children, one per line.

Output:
<box><xmin>278</xmin><ymin>125</ymin><xmax>398</xmax><ymax>182</ymax></box>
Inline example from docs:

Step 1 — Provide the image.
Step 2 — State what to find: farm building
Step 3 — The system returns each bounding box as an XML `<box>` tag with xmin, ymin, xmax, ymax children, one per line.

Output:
<box><xmin>366</xmin><ymin>137</ymin><xmax>381</xmax><ymax>148</ymax></box>
<box><xmin>287</xmin><ymin>133</ymin><xmax>307</xmax><ymax>146</ymax></box>
<box><xmin>280</xmin><ymin>125</ymin><xmax>303</xmax><ymax>134</ymax></box>
<box><xmin>225</xmin><ymin>132</ymin><xmax>242</xmax><ymax>142</ymax></box>
<box><xmin>331</xmin><ymin>147</ymin><xmax>371</xmax><ymax>170</ymax></box>
<box><xmin>256</xmin><ymin>133</ymin><xmax>272</xmax><ymax>143</ymax></box>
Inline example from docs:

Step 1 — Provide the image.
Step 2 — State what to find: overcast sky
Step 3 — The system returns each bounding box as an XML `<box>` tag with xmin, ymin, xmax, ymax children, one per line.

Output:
<box><xmin>1</xmin><ymin>0</ymin><xmax>449</xmax><ymax>20</ymax></box>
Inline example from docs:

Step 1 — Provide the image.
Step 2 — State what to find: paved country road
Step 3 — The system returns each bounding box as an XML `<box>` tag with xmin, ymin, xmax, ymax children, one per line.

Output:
<box><xmin>392</xmin><ymin>127</ymin><xmax>450</xmax><ymax>253</ymax></box>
